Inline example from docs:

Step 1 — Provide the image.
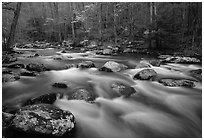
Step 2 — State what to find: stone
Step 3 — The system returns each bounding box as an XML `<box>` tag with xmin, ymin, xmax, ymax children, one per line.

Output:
<box><xmin>133</xmin><ymin>69</ymin><xmax>157</xmax><ymax>80</ymax></box>
<box><xmin>52</xmin><ymin>83</ymin><xmax>68</xmax><ymax>88</ymax></box>
<box><xmin>77</xmin><ymin>61</ymin><xmax>95</xmax><ymax>69</ymax></box>
<box><xmin>23</xmin><ymin>93</ymin><xmax>63</xmax><ymax>106</ymax></box>
<box><xmin>70</xmin><ymin>88</ymin><xmax>95</xmax><ymax>102</ymax></box>
<box><xmin>2</xmin><ymin>69</ymin><xmax>13</xmax><ymax>74</ymax></box>
<box><xmin>135</xmin><ymin>61</ymin><xmax>151</xmax><ymax>69</ymax></box>
<box><xmin>20</xmin><ymin>70</ymin><xmax>37</xmax><ymax>77</ymax></box>
<box><xmin>26</xmin><ymin>63</ymin><xmax>47</xmax><ymax>72</ymax></box>
<box><xmin>2</xmin><ymin>55</ymin><xmax>17</xmax><ymax>64</ymax></box>
<box><xmin>159</xmin><ymin>79</ymin><xmax>195</xmax><ymax>87</ymax></box>
<box><xmin>3</xmin><ymin>112</ymin><xmax>15</xmax><ymax>129</ymax></box>
<box><xmin>12</xmin><ymin>104</ymin><xmax>75</xmax><ymax>137</ymax></box>
<box><xmin>161</xmin><ymin>56</ymin><xmax>201</xmax><ymax>64</ymax></box>
<box><xmin>149</xmin><ymin>59</ymin><xmax>162</xmax><ymax>67</ymax></box>
<box><xmin>102</xmin><ymin>49</ymin><xmax>113</xmax><ymax>55</ymax></box>
<box><xmin>111</xmin><ymin>82</ymin><xmax>136</xmax><ymax>97</ymax></box>
<box><xmin>99</xmin><ymin>61</ymin><xmax>128</xmax><ymax>72</ymax></box>
<box><xmin>2</xmin><ymin>73</ymin><xmax>20</xmax><ymax>83</ymax></box>
<box><xmin>7</xmin><ymin>63</ymin><xmax>25</xmax><ymax>69</ymax></box>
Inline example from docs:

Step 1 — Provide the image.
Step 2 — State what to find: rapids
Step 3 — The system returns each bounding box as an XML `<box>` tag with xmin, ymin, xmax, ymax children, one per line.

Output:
<box><xmin>2</xmin><ymin>48</ymin><xmax>202</xmax><ymax>137</ymax></box>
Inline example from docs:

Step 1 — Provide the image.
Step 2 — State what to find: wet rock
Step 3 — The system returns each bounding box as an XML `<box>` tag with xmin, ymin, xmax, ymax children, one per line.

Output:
<box><xmin>64</xmin><ymin>64</ymin><xmax>76</xmax><ymax>69</ymax></box>
<box><xmin>123</xmin><ymin>48</ymin><xmax>132</xmax><ymax>53</ymax></box>
<box><xmin>161</xmin><ymin>56</ymin><xmax>201</xmax><ymax>64</ymax></box>
<box><xmin>2</xmin><ymin>73</ymin><xmax>20</xmax><ymax>83</ymax></box>
<box><xmin>135</xmin><ymin>61</ymin><xmax>151</xmax><ymax>69</ymax></box>
<box><xmin>2</xmin><ymin>69</ymin><xmax>13</xmax><ymax>74</ymax></box>
<box><xmin>52</xmin><ymin>83</ymin><xmax>68</xmax><ymax>88</ymax></box>
<box><xmin>23</xmin><ymin>93</ymin><xmax>63</xmax><ymax>106</ymax></box>
<box><xmin>20</xmin><ymin>70</ymin><xmax>37</xmax><ymax>77</ymax></box>
<box><xmin>3</xmin><ymin>112</ymin><xmax>15</xmax><ymax>129</ymax></box>
<box><xmin>11</xmin><ymin>104</ymin><xmax>75</xmax><ymax>137</ymax></box>
<box><xmin>99</xmin><ymin>61</ymin><xmax>128</xmax><ymax>72</ymax></box>
<box><xmin>111</xmin><ymin>82</ymin><xmax>136</xmax><ymax>97</ymax></box>
<box><xmin>52</xmin><ymin>55</ymin><xmax>63</xmax><ymax>60</ymax></box>
<box><xmin>102</xmin><ymin>49</ymin><xmax>113</xmax><ymax>55</ymax></box>
<box><xmin>70</xmin><ymin>88</ymin><xmax>95</xmax><ymax>102</ymax></box>
<box><xmin>2</xmin><ymin>55</ymin><xmax>17</xmax><ymax>64</ymax></box>
<box><xmin>7</xmin><ymin>63</ymin><xmax>25</xmax><ymax>69</ymax></box>
<box><xmin>190</xmin><ymin>69</ymin><xmax>202</xmax><ymax>75</ymax></box>
<box><xmin>158</xmin><ymin>55</ymin><xmax>172</xmax><ymax>59</ymax></box>
<box><xmin>77</xmin><ymin>61</ymin><xmax>95</xmax><ymax>69</ymax></box>
<box><xmin>133</xmin><ymin>69</ymin><xmax>157</xmax><ymax>80</ymax></box>
<box><xmin>159</xmin><ymin>79</ymin><xmax>195</xmax><ymax>87</ymax></box>
<box><xmin>60</xmin><ymin>50</ymin><xmax>67</xmax><ymax>53</ymax></box>
<box><xmin>149</xmin><ymin>59</ymin><xmax>162</xmax><ymax>67</ymax></box>
<box><xmin>26</xmin><ymin>63</ymin><xmax>47</xmax><ymax>72</ymax></box>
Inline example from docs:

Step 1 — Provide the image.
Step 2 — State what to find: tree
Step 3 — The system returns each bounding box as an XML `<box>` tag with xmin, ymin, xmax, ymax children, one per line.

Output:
<box><xmin>3</xmin><ymin>2</ymin><xmax>22</xmax><ymax>50</ymax></box>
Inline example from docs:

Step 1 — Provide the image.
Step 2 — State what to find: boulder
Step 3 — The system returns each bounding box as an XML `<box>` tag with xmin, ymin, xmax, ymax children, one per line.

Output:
<box><xmin>77</xmin><ymin>61</ymin><xmax>95</xmax><ymax>69</ymax></box>
<box><xmin>11</xmin><ymin>104</ymin><xmax>75</xmax><ymax>137</ymax></box>
<box><xmin>133</xmin><ymin>69</ymin><xmax>157</xmax><ymax>80</ymax></box>
<box><xmin>20</xmin><ymin>70</ymin><xmax>38</xmax><ymax>77</ymax></box>
<box><xmin>102</xmin><ymin>49</ymin><xmax>113</xmax><ymax>55</ymax></box>
<box><xmin>111</xmin><ymin>82</ymin><xmax>136</xmax><ymax>97</ymax></box>
<box><xmin>135</xmin><ymin>61</ymin><xmax>151</xmax><ymax>69</ymax></box>
<box><xmin>159</xmin><ymin>79</ymin><xmax>195</xmax><ymax>87</ymax></box>
<box><xmin>2</xmin><ymin>73</ymin><xmax>20</xmax><ymax>83</ymax></box>
<box><xmin>26</xmin><ymin>63</ymin><xmax>47</xmax><ymax>72</ymax></box>
<box><xmin>52</xmin><ymin>83</ymin><xmax>68</xmax><ymax>88</ymax></box>
<box><xmin>149</xmin><ymin>59</ymin><xmax>162</xmax><ymax>67</ymax></box>
<box><xmin>161</xmin><ymin>56</ymin><xmax>201</xmax><ymax>64</ymax></box>
<box><xmin>99</xmin><ymin>61</ymin><xmax>128</xmax><ymax>72</ymax></box>
<box><xmin>123</xmin><ymin>48</ymin><xmax>132</xmax><ymax>53</ymax></box>
<box><xmin>2</xmin><ymin>69</ymin><xmax>13</xmax><ymax>74</ymax></box>
<box><xmin>2</xmin><ymin>55</ymin><xmax>17</xmax><ymax>64</ymax></box>
<box><xmin>64</xmin><ymin>64</ymin><xmax>76</xmax><ymax>69</ymax></box>
<box><xmin>3</xmin><ymin>112</ymin><xmax>15</xmax><ymax>129</ymax></box>
<box><xmin>7</xmin><ymin>63</ymin><xmax>25</xmax><ymax>69</ymax></box>
<box><xmin>23</xmin><ymin>93</ymin><xmax>63</xmax><ymax>106</ymax></box>
<box><xmin>70</xmin><ymin>88</ymin><xmax>95</xmax><ymax>102</ymax></box>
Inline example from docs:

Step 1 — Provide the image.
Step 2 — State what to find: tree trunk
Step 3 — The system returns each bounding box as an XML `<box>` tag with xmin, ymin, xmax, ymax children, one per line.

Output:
<box><xmin>113</xmin><ymin>3</ymin><xmax>117</xmax><ymax>44</ymax></box>
<box><xmin>6</xmin><ymin>2</ymin><xmax>22</xmax><ymax>50</ymax></box>
<box><xmin>98</xmin><ymin>3</ymin><xmax>102</xmax><ymax>41</ymax></box>
<box><xmin>53</xmin><ymin>2</ymin><xmax>61</xmax><ymax>42</ymax></box>
<box><xmin>70</xmin><ymin>2</ymin><xmax>75</xmax><ymax>40</ymax></box>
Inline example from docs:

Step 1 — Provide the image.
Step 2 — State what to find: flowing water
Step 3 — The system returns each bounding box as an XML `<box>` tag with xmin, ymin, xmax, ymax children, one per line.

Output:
<box><xmin>2</xmin><ymin>48</ymin><xmax>202</xmax><ymax>138</ymax></box>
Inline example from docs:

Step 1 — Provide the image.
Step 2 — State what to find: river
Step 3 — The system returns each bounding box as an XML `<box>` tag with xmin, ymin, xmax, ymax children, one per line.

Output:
<box><xmin>2</xmin><ymin>48</ymin><xmax>202</xmax><ymax>138</ymax></box>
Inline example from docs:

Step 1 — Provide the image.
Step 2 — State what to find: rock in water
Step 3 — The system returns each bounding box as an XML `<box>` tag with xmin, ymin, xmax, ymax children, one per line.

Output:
<box><xmin>12</xmin><ymin>104</ymin><xmax>75</xmax><ymax>137</ymax></box>
<box><xmin>26</xmin><ymin>63</ymin><xmax>47</xmax><ymax>72</ymax></box>
<box><xmin>99</xmin><ymin>61</ymin><xmax>128</xmax><ymax>72</ymax></box>
<box><xmin>111</xmin><ymin>82</ymin><xmax>136</xmax><ymax>97</ymax></box>
<box><xmin>135</xmin><ymin>61</ymin><xmax>151</xmax><ymax>69</ymax></box>
<box><xmin>149</xmin><ymin>59</ymin><xmax>162</xmax><ymax>67</ymax></box>
<box><xmin>20</xmin><ymin>69</ymin><xmax>37</xmax><ymax>77</ymax></box>
<box><xmin>2</xmin><ymin>55</ymin><xmax>17</xmax><ymax>64</ymax></box>
<box><xmin>52</xmin><ymin>83</ymin><xmax>68</xmax><ymax>88</ymax></box>
<box><xmin>102</xmin><ymin>49</ymin><xmax>113</xmax><ymax>55</ymax></box>
<box><xmin>2</xmin><ymin>73</ymin><xmax>20</xmax><ymax>83</ymax></box>
<box><xmin>3</xmin><ymin>112</ymin><xmax>15</xmax><ymax>129</ymax></box>
<box><xmin>133</xmin><ymin>69</ymin><xmax>157</xmax><ymax>80</ymax></box>
<box><xmin>70</xmin><ymin>88</ymin><xmax>95</xmax><ymax>102</ymax></box>
<box><xmin>77</xmin><ymin>61</ymin><xmax>95</xmax><ymax>69</ymax></box>
<box><xmin>7</xmin><ymin>63</ymin><xmax>25</xmax><ymax>69</ymax></box>
<box><xmin>159</xmin><ymin>79</ymin><xmax>195</xmax><ymax>87</ymax></box>
<box><xmin>23</xmin><ymin>93</ymin><xmax>63</xmax><ymax>106</ymax></box>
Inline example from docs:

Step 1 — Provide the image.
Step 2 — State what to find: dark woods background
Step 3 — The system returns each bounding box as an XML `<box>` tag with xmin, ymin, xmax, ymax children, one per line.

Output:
<box><xmin>2</xmin><ymin>2</ymin><xmax>202</xmax><ymax>56</ymax></box>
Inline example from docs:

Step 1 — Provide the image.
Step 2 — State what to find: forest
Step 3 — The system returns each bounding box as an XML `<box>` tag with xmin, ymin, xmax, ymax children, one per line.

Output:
<box><xmin>2</xmin><ymin>2</ymin><xmax>202</xmax><ymax>138</ymax></box>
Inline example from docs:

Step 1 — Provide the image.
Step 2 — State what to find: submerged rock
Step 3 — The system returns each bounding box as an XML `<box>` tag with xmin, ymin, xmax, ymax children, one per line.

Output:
<box><xmin>99</xmin><ymin>61</ymin><xmax>128</xmax><ymax>72</ymax></box>
<box><xmin>26</xmin><ymin>63</ymin><xmax>47</xmax><ymax>72</ymax></box>
<box><xmin>133</xmin><ymin>69</ymin><xmax>157</xmax><ymax>80</ymax></box>
<box><xmin>2</xmin><ymin>73</ymin><xmax>20</xmax><ymax>83</ymax></box>
<box><xmin>70</xmin><ymin>88</ymin><xmax>95</xmax><ymax>102</ymax></box>
<box><xmin>12</xmin><ymin>104</ymin><xmax>75</xmax><ymax>137</ymax></box>
<box><xmin>111</xmin><ymin>82</ymin><xmax>136</xmax><ymax>97</ymax></box>
<box><xmin>52</xmin><ymin>82</ymin><xmax>68</xmax><ymax>88</ymax></box>
<box><xmin>77</xmin><ymin>61</ymin><xmax>95</xmax><ymax>69</ymax></box>
<box><xmin>7</xmin><ymin>63</ymin><xmax>25</xmax><ymax>69</ymax></box>
<box><xmin>159</xmin><ymin>79</ymin><xmax>195</xmax><ymax>87</ymax></box>
<box><xmin>23</xmin><ymin>93</ymin><xmax>63</xmax><ymax>106</ymax></box>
